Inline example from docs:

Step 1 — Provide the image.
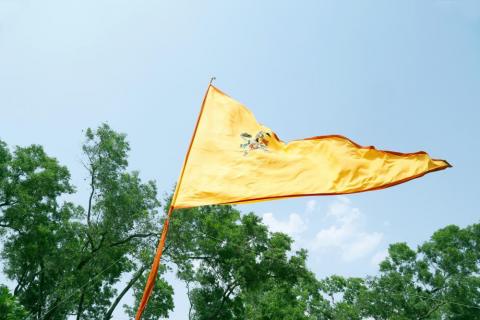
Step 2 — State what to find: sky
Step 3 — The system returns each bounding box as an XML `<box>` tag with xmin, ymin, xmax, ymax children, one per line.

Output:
<box><xmin>1</xmin><ymin>0</ymin><xmax>479</xmax><ymax>318</ymax></box>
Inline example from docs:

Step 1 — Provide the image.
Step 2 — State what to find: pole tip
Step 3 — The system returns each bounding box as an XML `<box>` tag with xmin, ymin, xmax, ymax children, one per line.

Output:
<box><xmin>209</xmin><ymin>76</ymin><xmax>216</xmax><ymax>85</ymax></box>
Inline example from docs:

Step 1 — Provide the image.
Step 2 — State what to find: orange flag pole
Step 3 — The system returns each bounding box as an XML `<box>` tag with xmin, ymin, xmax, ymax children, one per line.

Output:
<box><xmin>134</xmin><ymin>204</ymin><xmax>174</xmax><ymax>319</ymax></box>
<box><xmin>135</xmin><ymin>81</ymin><xmax>213</xmax><ymax>320</ymax></box>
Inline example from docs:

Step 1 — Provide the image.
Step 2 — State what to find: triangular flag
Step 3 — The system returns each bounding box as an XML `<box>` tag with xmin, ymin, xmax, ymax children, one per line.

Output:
<box><xmin>173</xmin><ymin>86</ymin><xmax>450</xmax><ymax>208</ymax></box>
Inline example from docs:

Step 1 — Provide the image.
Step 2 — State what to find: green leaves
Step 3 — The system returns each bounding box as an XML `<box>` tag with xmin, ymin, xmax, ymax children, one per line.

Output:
<box><xmin>72</xmin><ymin>124</ymin><xmax>168</xmax><ymax>319</ymax></box>
<box><xmin>347</xmin><ymin>225</ymin><xmax>480</xmax><ymax>320</ymax></box>
<box><xmin>0</xmin><ymin>285</ymin><xmax>27</xmax><ymax>320</ymax></box>
<box><xmin>0</xmin><ymin>125</ymin><xmax>171</xmax><ymax>319</ymax></box>
<box><xmin>124</xmin><ymin>265</ymin><xmax>174</xmax><ymax>320</ymax></box>
<box><xmin>162</xmin><ymin>206</ymin><xmax>323</xmax><ymax>320</ymax></box>
<box><xmin>0</xmin><ymin>140</ymin><xmax>77</xmax><ymax>319</ymax></box>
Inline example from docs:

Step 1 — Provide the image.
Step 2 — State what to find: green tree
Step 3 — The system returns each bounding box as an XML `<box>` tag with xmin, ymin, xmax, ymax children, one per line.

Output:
<box><xmin>72</xmin><ymin>124</ymin><xmax>167</xmax><ymax>319</ymax></box>
<box><xmin>156</xmin><ymin>204</ymin><xmax>324</xmax><ymax>320</ymax></box>
<box><xmin>320</xmin><ymin>223</ymin><xmax>480</xmax><ymax>320</ymax></box>
<box><xmin>0</xmin><ymin>125</ymin><xmax>174</xmax><ymax>319</ymax></box>
<box><xmin>318</xmin><ymin>275</ymin><xmax>367</xmax><ymax>320</ymax></box>
<box><xmin>0</xmin><ymin>285</ymin><xmax>27</xmax><ymax>320</ymax></box>
<box><xmin>0</xmin><ymin>141</ymin><xmax>77</xmax><ymax>319</ymax></box>
<box><xmin>365</xmin><ymin>224</ymin><xmax>480</xmax><ymax>319</ymax></box>
<box><xmin>123</xmin><ymin>263</ymin><xmax>174</xmax><ymax>320</ymax></box>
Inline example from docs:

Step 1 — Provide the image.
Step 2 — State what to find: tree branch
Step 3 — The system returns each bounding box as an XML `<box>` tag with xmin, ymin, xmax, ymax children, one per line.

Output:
<box><xmin>0</xmin><ymin>222</ymin><xmax>24</xmax><ymax>234</ymax></box>
<box><xmin>109</xmin><ymin>232</ymin><xmax>157</xmax><ymax>248</ymax></box>
<box><xmin>103</xmin><ymin>265</ymin><xmax>147</xmax><ymax>320</ymax></box>
<box><xmin>76</xmin><ymin>289</ymin><xmax>86</xmax><ymax>320</ymax></box>
<box><xmin>212</xmin><ymin>281</ymin><xmax>239</xmax><ymax>319</ymax></box>
<box><xmin>83</xmin><ymin>165</ymin><xmax>96</xmax><ymax>251</ymax></box>
<box><xmin>186</xmin><ymin>281</ymin><xmax>193</xmax><ymax>320</ymax></box>
<box><xmin>14</xmin><ymin>268</ymin><xmax>29</xmax><ymax>296</ymax></box>
<box><xmin>419</xmin><ymin>300</ymin><xmax>448</xmax><ymax>319</ymax></box>
<box><xmin>92</xmin><ymin>231</ymin><xmax>107</xmax><ymax>253</ymax></box>
<box><xmin>77</xmin><ymin>232</ymin><xmax>157</xmax><ymax>270</ymax></box>
<box><xmin>184</xmin><ymin>255</ymin><xmax>213</xmax><ymax>261</ymax></box>
<box><xmin>86</xmin><ymin>165</ymin><xmax>95</xmax><ymax>227</ymax></box>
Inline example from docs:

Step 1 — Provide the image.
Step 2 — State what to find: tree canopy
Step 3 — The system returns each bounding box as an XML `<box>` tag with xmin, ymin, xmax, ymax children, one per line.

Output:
<box><xmin>1</xmin><ymin>125</ymin><xmax>479</xmax><ymax>319</ymax></box>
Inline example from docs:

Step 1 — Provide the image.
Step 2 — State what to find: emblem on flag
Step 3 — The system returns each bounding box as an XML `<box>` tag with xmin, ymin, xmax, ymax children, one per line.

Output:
<box><xmin>240</xmin><ymin>131</ymin><xmax>271</xmax><ymax>155</ymax></box>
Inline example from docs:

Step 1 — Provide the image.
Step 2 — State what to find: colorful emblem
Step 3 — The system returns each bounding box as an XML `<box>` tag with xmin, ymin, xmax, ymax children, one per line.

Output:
<box><xmin>240</xmin><ymin>130</ymin><xmax>271</xmax><ymax>156</ymax></box>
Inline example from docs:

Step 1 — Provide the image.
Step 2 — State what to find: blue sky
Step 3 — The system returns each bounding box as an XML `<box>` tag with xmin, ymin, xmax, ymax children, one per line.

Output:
<box><xmin>1</xmin><ymin>0</ymin><xmax>479</xmax><ymax>318</ymax></box>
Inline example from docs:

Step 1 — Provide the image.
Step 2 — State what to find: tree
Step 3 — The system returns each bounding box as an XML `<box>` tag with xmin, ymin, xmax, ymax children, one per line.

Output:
<box><xmin>71</xmin><ymin>124</ymin><xmax>166</xmax><ymax>319</ymax></box>
<box><xmin>364</xmin><ymin>224</ymin><xmax>480</xmax><ymax>319</ymax></box>
<box><xmin>159</xmin><ymin>204</ymin><xmax>325</xmax><ymax>319</ymax></box>
<box><xmin>0</xmin><ymin>285</ymin><xmax>27</xmax><ymax>320</ymax></box>
<box><xmin>0</xmin><ymin>125</ymin><xmax>174</xmax><ymax>319</ymax></box>
<box><xmin>0</xmin><ymin>141</ymin><xmax>77</xmax><ymax>319</ymax></box>
<box><xmin>319</xmin><ymin>224</ymin><xmax>480</xmax><ymax>319</ymax></box>
<box><xmin>318</xmin><ymin>275</ymin><xmax>367</xmax><ymax>320</ymax></box>
<box><xmin>123</xmin><ymin>263</ymin><xmax>174</xmax><ymax>320</ymax></box>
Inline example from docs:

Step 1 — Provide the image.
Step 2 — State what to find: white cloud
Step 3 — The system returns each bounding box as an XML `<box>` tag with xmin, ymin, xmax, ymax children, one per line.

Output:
<box><xmin>261</xmin><ymin>197</ymin><xmax>384</xmax><ymax>263</ymax></box>
<box><xmin>314</xmin><ymin>224</ymin><xmax>354</xmax><ymax>249</ymax></box>
<box><xmin>311</xmin><ymin>197</ymin><xmax>383</xmax><ymax>262</ymax></box>
<box><xmin>343</xmin><ymin>232</ymin><xmax>383</xmax><ymax>262</ymax></box>
<box><xmin>325</xmin><ymin>196</ymin><xmax>361</xmax><ymax>224</ymax></box>
<box><xmin>262</xmin><ymin>212</ymin><xmax>307</xmax><ymax>236</ymax></box>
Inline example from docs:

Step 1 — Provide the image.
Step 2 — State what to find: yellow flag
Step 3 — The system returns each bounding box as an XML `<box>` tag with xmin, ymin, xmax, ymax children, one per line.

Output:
<box><xmin>173</xmin><ymin>85</ymin><xmax>450</xmax><ymax>209</ymax></box>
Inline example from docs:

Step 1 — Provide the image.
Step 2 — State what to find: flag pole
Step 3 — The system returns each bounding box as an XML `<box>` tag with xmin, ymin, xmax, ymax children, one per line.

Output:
<box><xmin>135</xmin><ymin>80</ymin><xmax>214</xmax><ymax>320</ymax></box>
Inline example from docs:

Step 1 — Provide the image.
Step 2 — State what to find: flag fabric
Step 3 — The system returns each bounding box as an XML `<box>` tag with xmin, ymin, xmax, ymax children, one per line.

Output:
<box><xmin>172</xmin><ymin>85</ymin><xmax>450</xmax><ymax>209</ymax></box>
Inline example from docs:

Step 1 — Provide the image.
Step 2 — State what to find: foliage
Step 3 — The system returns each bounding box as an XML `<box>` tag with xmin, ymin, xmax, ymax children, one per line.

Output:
<box><xmin>318</xmin><ymin>275</ymin><xmax>367</xmax><ymax>319</ymax></box>
<box><xmin>124</xmin><ymin>264</ymin><xmax>174</xmax><ymax>320</ymax></box>
<box><xmin>314</xmin><ymin>224</ymin><xmax>480</xmax><ymax>320</ymax></box>
<box><xmin>163</xmin><ymin>205</ymin><xmax>325</xmax><ymax>319</ymax></box>
<box><xmin>0</xmin><ymin>141</ymin><xmax>77</xmax><ymax>318</ymax></box>
<box><xmin>73</xmin><ymin>125</ymin><xmax>165</xmax><ymax>320</ymax></box>
<box><xmin>0</xmin><ymin>125</ymin><xmax>172</xmax><ymax>319</ymax></box>
<box><xmin>0</xmin><ymin>285</ymin><xmax>27</xmax><ymax>320</ymax></box>
<box><xmin>364</xmin><ymin>224</ymin><xmax>480</xmax><ymax>319</ymax></box>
